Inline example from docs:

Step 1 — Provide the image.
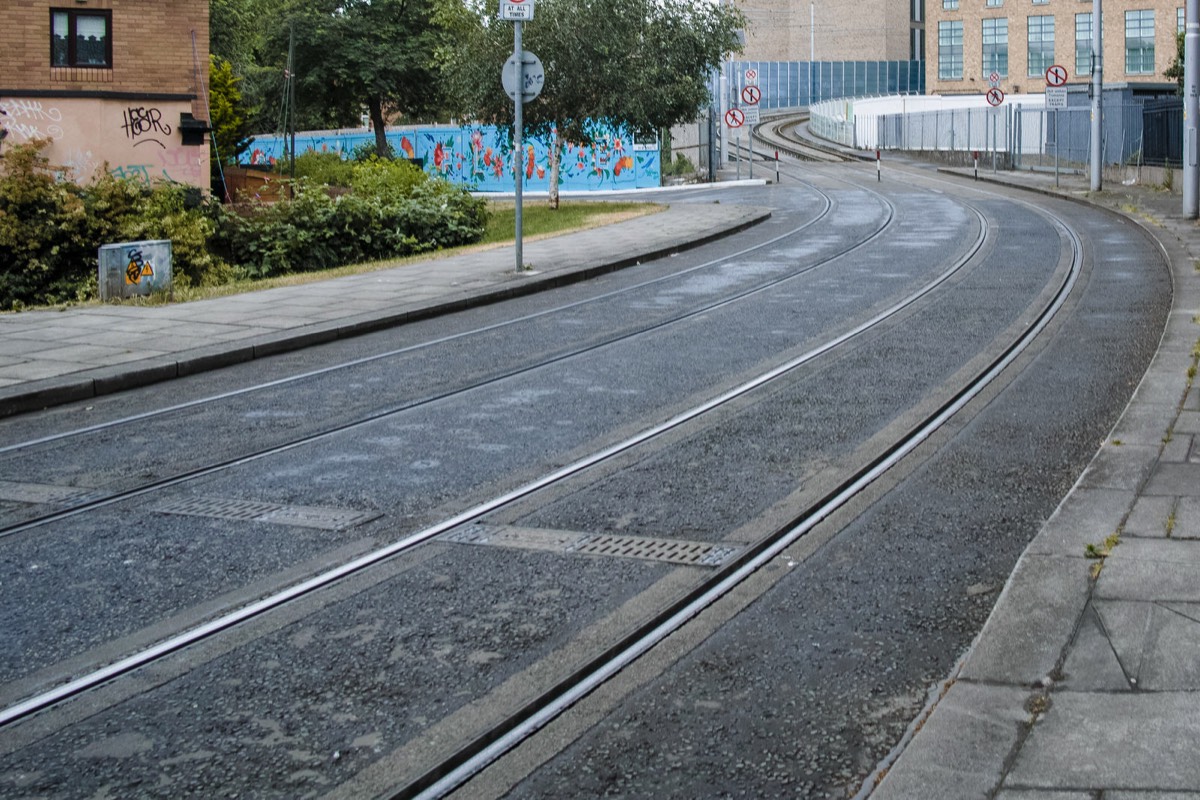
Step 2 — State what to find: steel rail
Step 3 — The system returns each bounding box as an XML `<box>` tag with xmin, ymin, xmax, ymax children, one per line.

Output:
<box><xmin>0</xmin><ymin>183</ymin><xmax>895</xmax><ymax>542</ymax></box>
<box><xmin>0</xmin><ymin>197</ymin><xmax>988</xmax><ymax>731</ymax></box>
<box><xmin>404</xmin><ymin>198</ymin><xmax>1084</xmax><ymax>800</ymax></box>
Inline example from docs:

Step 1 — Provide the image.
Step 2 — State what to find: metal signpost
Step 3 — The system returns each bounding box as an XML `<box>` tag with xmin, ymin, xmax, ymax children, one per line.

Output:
<box><xmin>725</xmin><ymin>108</ymin><xmax>745</xmax><ymax>178</ymax></box>
<box><xmin>1186</xmin><ymin>0</ymin><xmax>1199</xmax><ymax>218</ymax></box>
<box><xmin>986</xmin><ymin>87</ymin><xmax>1004</xmax><ymax>172</ymax></box>
<box><xmin>1045</xmin><ymin>64</ymin><xmax>1068</xmax><ymax>187</ymax></box>
<box><xmin>741</xmin><ymin>83</ymin><xmax>760</xmax><ymax>179</ymax></box>
<box><xmin>500</xmin><ymin>0</ymin><xmax>539</xmax><ymax>272</ymax></box>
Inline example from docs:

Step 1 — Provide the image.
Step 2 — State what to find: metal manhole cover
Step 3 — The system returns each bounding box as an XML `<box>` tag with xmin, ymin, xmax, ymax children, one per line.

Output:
<box><xmin>153</xmin><ymin>496</ymin><xmax>379</xmax><ymax>530</ymax></box>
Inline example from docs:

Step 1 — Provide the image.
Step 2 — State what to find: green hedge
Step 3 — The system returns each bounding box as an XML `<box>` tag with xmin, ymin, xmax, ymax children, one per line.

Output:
<box><xmin>0</xmin><ymin>141</ymin><xmax>488</xmax><ymax>310</ymax></box>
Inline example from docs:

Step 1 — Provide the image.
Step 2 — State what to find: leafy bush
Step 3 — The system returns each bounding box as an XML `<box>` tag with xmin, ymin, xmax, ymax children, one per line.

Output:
<box><xmin>0</xmin><ymin>141</ymin><xmax>98</xmax><ymax>309</ymax></box>
<box><xmin>663</xmin><ymin>152</ymin><xmax>696</xmax><ymax>177</ymax></box>
<box><xmin>291</xmin><ymin>150</ymin><xmax>355</xmax><ymax>187</ymax></box>
<box><xmin>2</xmin><ymin>140</ymin><xmax>488</xmax><ymax>308</ymax></box>
<box><xmin>211</xmin><ymin>166</ymin><xmax>487</xmax><ymax>278</ymax></box>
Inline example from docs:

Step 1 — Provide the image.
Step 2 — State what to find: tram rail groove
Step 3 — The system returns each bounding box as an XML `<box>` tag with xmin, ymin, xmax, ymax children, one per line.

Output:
<box><xmin>0</xmin><ymin>179</ymin><xmax>903</xmax><ymax>542</ymax></box>
<box><xmin>0</xmin><ymin>194</ymin><xmax>987</xmax><ymax>731</ymax></box>
<box><xmin>402</xmin><ymin>207</ymin><xmax>1086</xmax><ymax>800</ymax></box>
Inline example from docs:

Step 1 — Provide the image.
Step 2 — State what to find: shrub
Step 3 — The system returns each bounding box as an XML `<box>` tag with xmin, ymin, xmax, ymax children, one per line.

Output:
<box><xmin>292</xmin><ymin>150</ymin><xmax>355</xmax><ymax>187</ymax></box>
<box><xmin>212</xmin><ymin>166</ymin><xmax>487</xmax><ymax>278</ymax></box>
<box><xmin>0</xmin><ymin>140</ymin><xmax>96</xmax><ymax>309</ymax></box>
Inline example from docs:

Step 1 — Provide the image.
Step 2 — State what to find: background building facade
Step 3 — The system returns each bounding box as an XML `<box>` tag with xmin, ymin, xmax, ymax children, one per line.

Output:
<box><xmin>0</xmin><ymin>0</ymin><xmax>211</xmax><ymax>189</ymax></box>
<box><xmin>740</xmin><ymin>0</ymin><xmax>926</xmax><ymax>64</ymax></box>
<box><xmin>927</xmin><ymin>0</ymin><xmax>1180</xmax><ymax>96</ymax></box>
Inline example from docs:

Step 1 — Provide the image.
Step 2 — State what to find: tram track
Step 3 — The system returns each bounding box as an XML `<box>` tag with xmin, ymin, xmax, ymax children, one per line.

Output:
<box><xmin>0</xmin><ymin>189</ymin><xmax>991</xmax><ymax>728</ymax></box>
<box><xmin>0</xmin><ymin>154</ymin><xmax>1133</xmax><ymax>800</ymax></box>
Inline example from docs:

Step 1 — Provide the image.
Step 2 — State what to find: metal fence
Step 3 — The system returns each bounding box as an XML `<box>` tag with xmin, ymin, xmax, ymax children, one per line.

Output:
<box><xmin>857</xmin><ymin>101</ymin><xmax>1180</xmax><ymax>169</ymax></box>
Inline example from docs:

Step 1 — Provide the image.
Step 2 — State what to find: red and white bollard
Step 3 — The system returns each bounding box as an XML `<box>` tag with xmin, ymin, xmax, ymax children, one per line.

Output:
<box><xmin>875</xmin><ymin>149</ymin><xmax>881</xmax><ymax>182</ymax></box>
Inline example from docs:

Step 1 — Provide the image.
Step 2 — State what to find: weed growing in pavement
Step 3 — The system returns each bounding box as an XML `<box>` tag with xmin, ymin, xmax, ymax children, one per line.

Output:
<box><xmin>1085</xmin><ymin>530</ymin><xmax>1123</xmax><ymax>578</ymax></box>
<box><xmin>1167</xmin><ymin>508</ymin><xmax>1177</xmax><ymax>537</ymax></box>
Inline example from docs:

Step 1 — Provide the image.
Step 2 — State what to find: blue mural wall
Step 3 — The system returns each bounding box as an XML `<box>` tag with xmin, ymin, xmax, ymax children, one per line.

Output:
<box><xmin>245</xmin><ymin>125</ymin><xmax>661</xmax><ymax>191</ymax></box>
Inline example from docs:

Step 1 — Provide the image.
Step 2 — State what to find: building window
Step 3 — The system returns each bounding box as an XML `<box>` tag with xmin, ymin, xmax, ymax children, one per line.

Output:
<box><xmin>1125</xmin><ymin>10</ymin><xmax>1155</xmax><ymax>74</ymax></box>
<box><xmin>1076</xmin><ymin>12</ymin><xmax>1093</xmax><ymax>75</ymax></box>
<box><xmin>1180</xmin><ymin>7</ymin><xmax>1186</xmax><ymax>33</ymax></box>
<box><xmin>1028</xmin><ymin>16</ymin><xmax>1055</xmax><ymax>76</ymax></box>
<box><xmin>1033</xmin><ymin>0</ymin><xmax>1049</xmax><ymax>5</ymax></box>
<box><xmin>50</xmin><ymin>9</ymin><xmax>112</xmax><ymax>68</ymax></box>
<box><xmin>986</xmin><ymin>0</ymin><xmax>1003</xmax><ymax>7</ymax></box>
<box><xmin>943</xmin><ymin>0</ymin><xmax>958</xmax><ymax>9</ymax></box>
<box><xmin>939</xmin><ymin>20</ymin><xmax>964</xmax><ymax>79</ymax></box>
<box><xmin>983</xmin><ymin>18</ymin><xmax>1009</xmax><ymax>77</ymax></box>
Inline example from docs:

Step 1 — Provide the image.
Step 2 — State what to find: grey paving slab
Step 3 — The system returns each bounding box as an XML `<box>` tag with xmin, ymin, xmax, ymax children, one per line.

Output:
<box><xmin>1106</xmin><ymin>389</ymin><xmax>1179</xmax><ymax>440</ymax></box>
<box><xmin>1123</xmin><ymin>495</ymin><xmax>1177</xmax><ymax>537</ymax></box>
<box><xmin>995</xmin><ymin>792</ymin><xmax>1094</xmax><ymax>800</ymax></box>
<box><xmin>1096</xmin><ymin>539</ymin><xmax>1200</xmax><ymax>601</ymax></box>
<box><xmin>1106</xmin><ymin>793</ymin><xmax>1200</xmax><ymax>800</ymax></box>
<box><xmin>1186</xmin><ymin>387</ymin><xmax>1199</xmax><ymax>413</ymax></box>
<box><xmin>958</xmin><ymin>554</ymin><xmax>1090</xmax><ymax>685</ymax></box>
<box><xmin>1161</xmin><ymin>434</ymin><xmax>1193</xmax><ymax>463</ymax></box>
<box><xmin>1075</xmin><ymin>443</ymin><xmax>1160</xmax><ymax>491</ymax></box>
<box><xmin>1023</xmin><ymin>487</ymin><xmax>1135</xmax><ymax>557</ymax></box>
<box><xmin>1176</xmin><ymin>410</ymin><xmax>1200</xmax><ymax>435</ymax></box>
<box><xmin>869</xmin><ymin>683</ymin><xmax>1031</xmax><ymax>800</ymax></box>
<box><xmin>1142</xmin><ymin>462</ymin><xmax>1200</xmax><ymax>496</ymax></box>
<box><xmin>1058</xmin><ymin>603</ymin><xmax>1132</xmax><ymax>692</ymax></box>
<box><xmin>1008</xmin><ymin>692</ymin><xmax>1200</xmax><ymax>790</ymax></box>
<box><xmin>1176</xmin><ymin>497</ymin><xmax>1200</xmax><ymax>538</ymax></box>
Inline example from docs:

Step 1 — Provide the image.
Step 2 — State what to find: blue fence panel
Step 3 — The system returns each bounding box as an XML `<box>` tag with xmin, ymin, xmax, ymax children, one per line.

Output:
<box><xmin>244</xmin><ymin>123</ymin><xmax>661</xmax><ymax>191</ymax></box>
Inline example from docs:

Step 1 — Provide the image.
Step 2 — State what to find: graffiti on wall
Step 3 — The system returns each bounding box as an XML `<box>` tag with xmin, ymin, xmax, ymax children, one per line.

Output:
<box><xmin>122</xmin><ymin>107</ymin><xmax>173</xmax><ymax>148</ymax></box>
<box><xmin>246</xmin><ymin>123</ymin><xmax>661</xmax><ymax>191</ymax></box>
<box><xmin>0</xmin><ymin>96</ymin><xmax>208</xmax><ymax>191</ymax></box>
<box><xmin>0</xmin><ymin>99</ymin><xmax>65</xmax><ymax>142</ymax></box>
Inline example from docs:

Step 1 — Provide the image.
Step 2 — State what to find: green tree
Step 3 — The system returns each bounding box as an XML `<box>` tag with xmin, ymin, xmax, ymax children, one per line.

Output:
<box><xmin>279</xmin><ymin>0</ymin><xmax>448</xmax><ymax>158</ymax></box>
<box><xmin>210</xmin><ymin>0</ymin><xmax>283</xmax><ymax>136</ymax></box>
<box><xmin>440</xmin><ymin>0</ymin><xmax>743</xmax><ymax>206</ymax></box>
<box><xmin>209</xmin><ymin>56</ymin><xmax>256</xmax><ymax>168</ymax></box>
<box><xmin>1166</xmin><ymin>31</ymin><xmax>1185</xmax><ymax>93</ymax></box>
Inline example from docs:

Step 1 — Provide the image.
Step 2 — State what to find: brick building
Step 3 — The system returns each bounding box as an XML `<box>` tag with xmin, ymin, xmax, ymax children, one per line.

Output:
<box><xmin>927</xmin><ymin>0</ymin><xmax>1181</xmax><ymax>96</ymax></box>
<box><xmin>739</xmin><ymin>0</ymin><xmax>927</xmax><ymax>63</ymax></box>
<box><xmin>0</xmin><ymin>0</ymin><xmax>211</xmax><ymax>190</ymax></box>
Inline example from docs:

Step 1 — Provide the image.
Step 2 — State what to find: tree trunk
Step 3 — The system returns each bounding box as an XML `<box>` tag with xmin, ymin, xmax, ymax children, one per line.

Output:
<box><xmin>548</xmin><ymin>130</ymin><xmax>561</xmax><ymax>210</ymax></box>
<box><xmin>368</xmin><ymin>95</ymin><xmax>392</xmax><ymax>159</ymax></box>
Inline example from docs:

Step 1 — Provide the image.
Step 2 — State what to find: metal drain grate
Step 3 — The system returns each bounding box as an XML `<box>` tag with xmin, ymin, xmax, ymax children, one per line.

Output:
<box><xmin>442</xmin><ymin>524</ymin><xmax>740</xmax><ymax>567</ymax></box>
<box><xmin>568</xmin><ymin>534</ymin><xmax>741</xmax><ymax>567</ymax></box>
<box><xmin>153</xmin><ymin>496</ymin><xmax>379</xmax><ymax>531</ymax></box>
<box><xmin>0</xmin><ymin>480</ymin><xmax>101</xmax><ymax>505</ymax></box>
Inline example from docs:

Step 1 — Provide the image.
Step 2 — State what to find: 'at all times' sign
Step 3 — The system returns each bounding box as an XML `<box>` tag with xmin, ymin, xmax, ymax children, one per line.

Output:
<box><xmin>500</xmin><ymin>0</ymin><xmax>534</xmax><ymax>20</ymax></box>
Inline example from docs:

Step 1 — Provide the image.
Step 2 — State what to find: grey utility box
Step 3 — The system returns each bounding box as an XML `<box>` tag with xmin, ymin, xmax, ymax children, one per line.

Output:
<box><xmin>98</xmin><ymin>239</ymin><xmax>172</xmax><ymax>300</ymax></box>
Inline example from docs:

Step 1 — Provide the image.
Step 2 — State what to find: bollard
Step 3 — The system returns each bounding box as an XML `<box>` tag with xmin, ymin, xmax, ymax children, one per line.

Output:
<box><xmin>973</xmin><ymin>150</ymin><xmax>979</xmax><ymax>181</ymax></box>
<box><xmin>775</xmin><ymin>150</ymin><xmax>780</xmax><ymax>184</ymax></box>
<box><xmin>876</xmin><ymin>149</ymin><xmax>881</xmax><ymax>182</ymax></box>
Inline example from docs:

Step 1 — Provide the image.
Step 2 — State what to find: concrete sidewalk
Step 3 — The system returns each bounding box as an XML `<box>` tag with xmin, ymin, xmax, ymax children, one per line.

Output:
<box><xmin>0</xmin><ymin>197</ymin><xmax>769</xmax><ymax>418</ymax></box>
<box><xmin>869</xmin><ymin>166</ymin><xmax>1200</xmax><ymax>799</ymax></box>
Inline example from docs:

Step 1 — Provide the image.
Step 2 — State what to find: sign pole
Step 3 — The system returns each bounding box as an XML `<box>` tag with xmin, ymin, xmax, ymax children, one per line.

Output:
<box><xmin>1185</xmin><ymin>0</ymin><xmax>1199</xmax><ymax>218</ymax></box>
<box><xmin>1090</xmin><ymin>0</ymin><xmax>1103</xmax><ymax>191</ymax></box>
<box><xmin>513</xmin><ymin>20</ymin><xmax>524</xmax><ymax>272</ymax></box>
<box><xmin>1055</xmin><ymin>109</ymin><xmax>1060</xmax><ymax>187</ymax></box>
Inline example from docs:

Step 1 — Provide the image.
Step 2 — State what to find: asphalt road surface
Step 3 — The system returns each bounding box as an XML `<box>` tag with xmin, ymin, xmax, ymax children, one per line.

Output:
<box><xmin>0</xmin><ymin>162</ymin><xmax>1170</xmax><ymax>799</ymax></box>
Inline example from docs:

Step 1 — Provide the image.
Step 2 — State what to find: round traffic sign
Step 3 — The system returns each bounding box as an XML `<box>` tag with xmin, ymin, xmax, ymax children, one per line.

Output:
<box><xmin>986</xmin><ymin>87</ymin><xmax>1005</xmax><ymax>107</ymax></box>
<box><xmin>741</xmin><ymin>85</ymin><xmax>761</xmax><ymax>106</ymax></box>
<box><xmin>1045</xmin><ymin>64</ymin><xmax>1068</xmax><ymax>87</ymax></box>
<box><xmin>745</xmin><ymin>68</ymin><xmax>758</xmax><ymax>84</ymax></box>
<box><xmin>988</xmin><ymin>71</ymin><xmax>1001</xmax><ymax>87</ymax></box>
<box><xmin>501</xmin><ymin>50</ymin><xmax>545</xmax><ymax>102</ymax></box>
<box><xmin>724</xmin><ymin>108</ymin><xmax>745</xmax><ymax>128</ymax></box>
